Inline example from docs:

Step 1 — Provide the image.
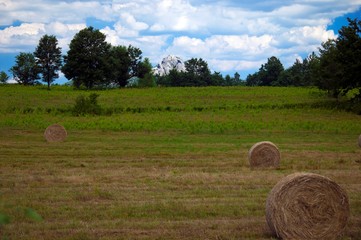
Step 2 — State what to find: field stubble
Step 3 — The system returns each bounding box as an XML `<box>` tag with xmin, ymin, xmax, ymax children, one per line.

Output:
<box><xmin>1</xmin><ymin>86</ymin><xmax>361</xmax><ymax>239</ymax></box>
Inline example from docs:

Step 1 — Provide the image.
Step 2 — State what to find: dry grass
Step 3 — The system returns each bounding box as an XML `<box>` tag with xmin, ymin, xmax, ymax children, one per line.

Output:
<box><xmin>1</xmin><ymin>86</ymin><xmax>361</xmax><ymax>239</ymax></box>
<box><xmin>248</xmin><ymin>141</ymin><xmax>280</xmax><ymax>169</ymax></box>
<box><xmin>266</xmin><ymin>172</ymin><xmax>349</xmax><ymax>239</ymax></box>
<box><xmin>1</xmin><ymin>129</ymin><xmax>361</xmax><ymax>239</ymax></box>
<box><xmin>44</xmin><ymin>124</ymin><xmax>67</xmax><ymax>142</ymax></box>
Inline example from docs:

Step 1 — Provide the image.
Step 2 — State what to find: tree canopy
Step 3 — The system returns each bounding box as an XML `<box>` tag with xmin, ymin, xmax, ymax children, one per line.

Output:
<box><xmin>34</xmin><ymin>35</ymin><xmax>62</xmax><ymax>89</ymax></box>
<box><xmin>10</xmin><ymin>52</ymin><xmax>40</xmax><ymax>85</ymax></box>
<box><xmin>0</xmin><ymin>71</ymin><xmax>9</xmax><ymax>84</ymax></box>
<box><xmin>62</xmin><ymin>27</ymin><xmax>111</xmax><ymax>89</ymax></box>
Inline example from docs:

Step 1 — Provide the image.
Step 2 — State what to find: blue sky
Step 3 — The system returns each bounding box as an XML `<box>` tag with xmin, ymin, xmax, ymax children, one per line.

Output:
<box><xmin>0</xmin><ymin>0</ymin><xmax>360</xmax><ymax>84</ymax></box>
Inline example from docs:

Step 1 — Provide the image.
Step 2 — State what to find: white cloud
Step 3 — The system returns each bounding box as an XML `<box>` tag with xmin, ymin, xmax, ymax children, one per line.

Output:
<box><xmin>0</xmin><ymin>0</ymin><xmax>360</xmax><ymax>77</ymax></box>
<box><xmin>0</xmin><ymin>23</ymin><xmax>45</xmax><ymax>52</ymax></box>
<box><xmin>208</xmin><ymin>59</ymin><xmax>264</xmax><ymax>73</ymax></box>
<box><xmin>120</xmin><ymin>13</ymin><xmax>148</xmax><ymax>31</ymax></box>
<box><xmin>0</xmin><ymin>22</ymin><xmax>85</xmax><ymax>53</ymax></box>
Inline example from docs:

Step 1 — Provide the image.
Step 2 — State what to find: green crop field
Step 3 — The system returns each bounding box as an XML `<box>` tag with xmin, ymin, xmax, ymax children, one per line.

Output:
<box><xmin>0</xmin><ymin>85</ymin><xmax>360</xmax><ymax>239</ymax></box>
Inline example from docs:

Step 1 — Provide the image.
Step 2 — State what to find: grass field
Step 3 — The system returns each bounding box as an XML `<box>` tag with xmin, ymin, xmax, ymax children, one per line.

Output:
<box><xmin>0</xmin><ymin>85</ymin><xmax>361</xmax><ymax>239</ymax></box>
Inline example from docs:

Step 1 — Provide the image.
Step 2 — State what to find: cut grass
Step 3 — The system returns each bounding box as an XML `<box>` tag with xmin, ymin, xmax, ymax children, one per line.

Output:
<box><xmin>1</xmin><ymin>130</ymin><xmax>361</xmax><ymax>239</ymax></box>
<box><xmin>0</xmin><ymin>85</ymin><xmax>361</xmax><ymax>239</ymax></box>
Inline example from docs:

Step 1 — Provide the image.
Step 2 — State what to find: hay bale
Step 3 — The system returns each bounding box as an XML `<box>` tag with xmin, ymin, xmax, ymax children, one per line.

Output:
<box><xmin>266</xmin><ymin>172</ymin><xmax>349</xmax><ymax>240</ymax></box>
<box><xmin>248</xmin><ymin>141</ymin><xmax>280</xmax><ymax>168</ymax></box>
<box><xmin>44</xmin><ymin>124</ymin><xmax>67</xmax><ymax>142</ymax></box>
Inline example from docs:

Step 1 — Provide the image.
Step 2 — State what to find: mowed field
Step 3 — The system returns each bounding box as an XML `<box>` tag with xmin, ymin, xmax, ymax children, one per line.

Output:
<box><xmin>0</xmin><ymin>85</ymin><xmax>361</xmax><ymax>239</ymax></box>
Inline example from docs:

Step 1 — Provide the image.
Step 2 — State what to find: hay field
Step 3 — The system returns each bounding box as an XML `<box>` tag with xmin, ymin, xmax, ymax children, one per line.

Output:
<box><xmin>0</xmin><ymin>85</ymin><xmax>361</xmax><ymax>239</ymax></box>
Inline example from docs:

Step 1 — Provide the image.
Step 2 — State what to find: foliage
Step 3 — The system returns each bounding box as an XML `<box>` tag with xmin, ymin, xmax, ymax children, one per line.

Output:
<box><xmin>0</xmin><ymin>71</ymin><xmax>9</xmax><ymax>84</ymax></box>
<box><xmin>275</xmin><ymin>55</ymin><xmax>318</xmax><ymax>87</ymax></box>
<box><xmin>246</xmin><ymin>56</ymin><xmax>284</xmax><ymax>86</ymax></box>
<box><xmin>185</xmin><ymin>58</ymin><xmax>212</xmax><ymax>86</ymax></box>
<box><xmin>108</xmin><ymin>45</ymin><xmax>131</xmax><ymax>87</ymax></box>
<box><xmin>62</xmin><ymin>27</ymin><xmax>146</xmax><ymax>89</ymax></box>
<box><xmin>127</xmin><ymin>45</ymin><xmax>143</xmax><ymax>78</ymax></box>
<box><xmin>315</xmin><ymin>18</ymin><xmax>361</xmax><ymax>100</ymax></box>
<box><xmin>155</xmin><ymin>58</ymin><xmax>244</xmax><ymax>87</ymax></box>
<box><xmin>137</xmin><ymin>57</ymin><xmax>153</xmax><ymax>79</ymax></box>
<box><xmin>72</xmin><ymin>93</ymin><xmax>101</xmax><ymax>116</ymax></box>
<box><xmin>34</xmin><ymin>35</ymin><xmax>62</xmax><ymax>90</ymax></box>
<box><xmin>336</xmin><ymin>18</ymin><xmax>361</xmax><ymax>94</ymax></box>
<box><xmin>9</xmin><ymin>52</ymin><xmax>41</xmax><ymax>85</ymax></box>
<box><xmin>315</xmin><ymin>39</ymin><xmax>343</xmax><ymax>97</ymax></box>
<box><xmin>62</xmin><ymin>27</ymin><xmax>111</xmax><ymax>89</ymax></box>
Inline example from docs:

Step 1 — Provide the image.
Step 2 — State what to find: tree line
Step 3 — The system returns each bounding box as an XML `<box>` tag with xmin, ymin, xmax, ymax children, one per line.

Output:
<box><xmin>1</xmin><ymin>26</ymin><xmax>244</xmax><ymax>89</ymax></box>
<box><xmin>246</xmin><ymin>18</ymin><xmax>361</xmax><ymax>100</ymax></box>
<box><xmin>1</xmin><ymin>18</ymin><xmax>360</xmax><ymax>101</ymax></box>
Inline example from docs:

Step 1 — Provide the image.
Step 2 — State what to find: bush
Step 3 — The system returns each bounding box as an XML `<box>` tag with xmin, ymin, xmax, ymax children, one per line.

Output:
<box><xmin>72</xmin><ymin>93</ymin><xmax>101</xmax><ymax>116</ymax></box>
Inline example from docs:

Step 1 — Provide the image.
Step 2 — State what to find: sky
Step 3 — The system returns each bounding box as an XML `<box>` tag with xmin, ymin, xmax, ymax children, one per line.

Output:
<box><xmin>0</xmin><ymin>0</ymin><xmax>361</xmax><ymax>84</ymax></box>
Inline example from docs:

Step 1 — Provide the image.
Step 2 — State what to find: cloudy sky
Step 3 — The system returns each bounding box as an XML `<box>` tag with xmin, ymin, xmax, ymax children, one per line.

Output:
<box><xmin>1</xmin><ymin>0</ymin><xmax>361</xmax><ymax>83</ymax></box>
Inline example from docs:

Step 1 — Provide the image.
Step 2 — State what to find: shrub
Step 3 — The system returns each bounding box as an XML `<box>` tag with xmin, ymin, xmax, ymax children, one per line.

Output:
<box><xmin>72</xmin><ymin>93</ymin><xmax>101</xmax><ymax>116</ymax></box>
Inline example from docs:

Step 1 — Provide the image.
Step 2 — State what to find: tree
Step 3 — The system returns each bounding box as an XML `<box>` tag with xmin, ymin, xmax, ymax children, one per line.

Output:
<box><xmin>315</xmin><ymin>18</ymin><xmax>361</xmax><ymax>99</ymax></box>
<box><xmin>261</xmin><ymin>56</ymin><xmax>284</xmax><ymax>86</ymax></box>
<box><xmin>211</xmin><ymin>72</ymin><xmax>224</xmax><ymax>86</ymax></box>
<box><xmin>274</xmin><ymin>58</ymin><xmax>310</xmax><ymax>87</ymax></box>
<box><xmin>184</xmin><ymin>58</ymin><xmax>211</xmax><ymax>86</ymax></box>
<box><xmin>0</xmin><ymin>71</ymin><xmax>9</xmax><ymax>84</ymax></box>
<box><xmin>246</xmin><ymin>72</ymin><xmax>259</xmax><ymax>86</ymax></box>
<box><xmin>10</xmin><ymin>52</ymin><xmax>40</xmax><ymax>85</ymax></box>
<box><xmin>246</xmin><ymin>57</ymin><xmax>284</xmax><ymax>86</ymax></box>
<box><xmin>128</xmin><ymin>45</ymin><xmax>143</xmax><ymax>78</ymax></box>
<box><xmin>62</xmin><ymin>27</ymin><xmax>111</xmax><ymax>89</ymax></box>
<box><xmin>137</xmin><ymin>57</ymin><xmax>153</xmax><ymax>79</ymax></box>
<box><xmin>303</xmin><ymin>52</ymin><xmax>320</xmax><ymax>86</ymax></box>
<box><xmin>34</xmin><ymin>35</ymin><xmax>62</xmax><ymax>90</ymax></box>
<box><xmin>137</xmin><ymin>58</ymin><xmax>156</xmax><ymax>87</ymax></box>
<box><xmin>108</xmin><ymin>45</ymin><xmax>131</xmax><ymax>87</ymax></box>
<box><xmin>336</xmin><ymin>18</ymin><xmax>361</xmax><ymax>95</ymax></box>
<box><xmin>316</xmin><ymin>39</ymin><xmax>344</xmax><ymax>97</ymax></box>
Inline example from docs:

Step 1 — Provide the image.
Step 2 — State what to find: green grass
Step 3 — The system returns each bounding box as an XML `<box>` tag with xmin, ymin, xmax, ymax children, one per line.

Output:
<box><xmin>0</xmin><ymin>85</ymin><xmax>361</xmax><ymax>239</ymax></box>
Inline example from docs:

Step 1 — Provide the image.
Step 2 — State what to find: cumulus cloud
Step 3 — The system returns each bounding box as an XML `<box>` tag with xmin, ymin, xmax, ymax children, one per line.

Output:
<box><xmin>0</xmin><ymin>22</ymin><xmax>85</xmax><ymax>52</ymax></box>
<box><xmin>0</xmin><ymin>23</ymin><xmax>45</xmax><ymax>52</ymax></box>
<box><xmin>0</xmin><ymin>0</ymin><xmax>360</xmax><ymax>77</ymax></box>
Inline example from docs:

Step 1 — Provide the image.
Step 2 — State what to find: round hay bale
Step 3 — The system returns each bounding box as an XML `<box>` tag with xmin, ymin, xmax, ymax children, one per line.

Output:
<box><xmin>248</xmin><ymin>141</ymin><xmax>280</xmax><ymax>169</ymax></box>
<box><xmin>44</xmin><ymin>124</ymin><xmax>67</xmax><ymax>142</ymax></box>
<box><xmin>266</xmin><ymin>172</ymin><xmax>349</xmax><ymax>240</ymax></box>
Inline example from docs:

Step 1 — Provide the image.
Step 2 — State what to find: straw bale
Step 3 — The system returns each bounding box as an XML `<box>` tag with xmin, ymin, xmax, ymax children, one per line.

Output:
<box><xmin>44</xmin><ymin>124</ymin><xmax>67</xmax><ymax>142</ymax></box>
<box><xmin>248</xmin><ymin>141</ymin><xmax>280</xmax><ymax>168</ymax></box>
<box><xmin>266</xmin><ymin>172</ymin><xmax>349</xmax><ymax>240</ymax></box>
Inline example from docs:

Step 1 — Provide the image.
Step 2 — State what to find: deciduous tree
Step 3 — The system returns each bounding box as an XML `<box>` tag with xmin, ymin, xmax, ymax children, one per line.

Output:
<box><xmin>0</xmin><ymin>71</ymin><xmax>9</xmax><ymax>84</ymax></box>
<box><xmin>10</xmin><ymin>52</ymin><xmax>40</xmax><ymax>85</ymax></box>
<box><xmin>62</xmin><ymin>27</ymin><xmax>111</xmax><ymax>89</ymax></box>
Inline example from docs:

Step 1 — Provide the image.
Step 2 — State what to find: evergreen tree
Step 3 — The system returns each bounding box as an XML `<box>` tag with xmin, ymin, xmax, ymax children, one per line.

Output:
<box><xmin>336</xmin><ymin>18</ymin><xmax>361</xmax><ymax>94</ymax></box>
<box><xmin>34</xmin><ymin>35</ymin><xmax>62</xmax><ymax>89</ymax></box>
<box><xmin>261</xmin><ymin>56</ymin><xmax>284</xmax><ymax>86</ymax></box>
<box><xmin>184</xmin><ymin>58</ymin><xmax>211</xmax><ymax>86</ymax></box>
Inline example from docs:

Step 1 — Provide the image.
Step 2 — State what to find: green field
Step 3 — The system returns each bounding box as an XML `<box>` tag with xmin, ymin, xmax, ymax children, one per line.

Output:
<box><xmin>1</xmin><ymin>85</ymin><xmax>361</xmax><ymax>239</ymax></box>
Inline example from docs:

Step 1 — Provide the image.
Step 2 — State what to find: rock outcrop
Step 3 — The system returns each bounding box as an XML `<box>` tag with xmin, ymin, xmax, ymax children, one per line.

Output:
<box><xmin>153</xmin><ymin>55</ymin><xmax>186</xmax><ymax>76</ymax></box>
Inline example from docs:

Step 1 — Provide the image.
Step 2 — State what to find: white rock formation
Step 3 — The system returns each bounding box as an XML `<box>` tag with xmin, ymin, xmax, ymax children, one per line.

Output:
<box><xmin>153</xmin><ymin>55</ymin><xmax>186</xmax><ymax>76</ymax></box>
